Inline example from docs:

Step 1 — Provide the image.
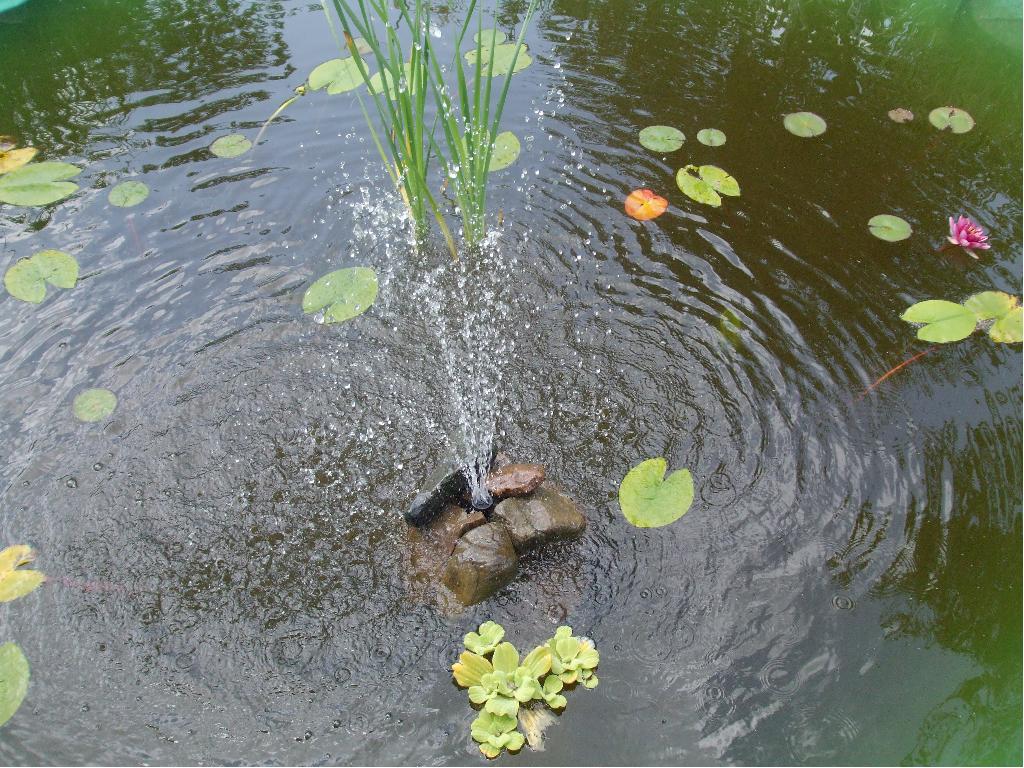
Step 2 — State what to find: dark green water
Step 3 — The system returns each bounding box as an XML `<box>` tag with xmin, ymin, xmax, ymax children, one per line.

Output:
<box><xmin>0</xmin><ymin>0</ymin><xmax>1020</xmax><ymax>764</ymax></box>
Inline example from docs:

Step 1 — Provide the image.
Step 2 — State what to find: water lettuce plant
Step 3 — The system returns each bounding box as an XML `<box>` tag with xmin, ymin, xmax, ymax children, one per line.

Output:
<box><xmin>452</xmin><ymin>621</ymin><xmax>599</xmax><ymax>758</ymax></box>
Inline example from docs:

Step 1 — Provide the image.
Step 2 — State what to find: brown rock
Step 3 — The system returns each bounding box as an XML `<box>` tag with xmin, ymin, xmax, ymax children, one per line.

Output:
<box><xmin>487</xmin><ymin>463</ymin><xmax>546</xmax><ymax>498</ymax></box>
<box><xmin>442</xmin><ymin>524</ymin><xmax>518</xmax><ymax>606</ymax></box>
<box><xmin>406</xmin><ymin>504</ymin><xmax>486</xmax><ymax>601</ymax></box>
<box><xmin>491</xmin><ymin>483</ymin><xmax>586</xmax><ymax>553</ymax></box>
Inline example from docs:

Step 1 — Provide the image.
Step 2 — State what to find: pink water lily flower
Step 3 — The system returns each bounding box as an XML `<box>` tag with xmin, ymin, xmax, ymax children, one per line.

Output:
<box><xmin>947</xmin><ymin>215</ymin><xmax>990</xmax><ymax>255</ymax></box>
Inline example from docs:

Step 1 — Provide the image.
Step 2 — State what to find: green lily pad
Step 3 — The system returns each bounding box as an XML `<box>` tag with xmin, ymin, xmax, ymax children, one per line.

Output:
<box><xmin>308</xmin><ymin>57</ymin><xmax>364</xmax><ymax>94</ymax></box>
<box><xmin>868</xmin><ymin>214</ymin><xmax>912</xmax><ymax>242</ymax></box>
<box><xmin>302</xmin><ymin>266</ymin><xmax>378</xmax><ymax>324</ymax></box>
<box><xmin>488</xmin><ymin>131</ymin><xmax>520</xmax><ymax>172</ymax></box>
<box><xmin>473</xmin><ymin>28</ymin><xmax>507</xmax><ymax>46</ymax></box>
<box><xmin>73</xmin><ymin>388</ymin><xmax>117</xmax><ymax>422</ymax></box>
<box><xmin>0</xmin><ymin>161</ymin><xmax>81</xmax><ymax>206</ymax></box>
<box><xmin>783</xmin><ymin>111</ymin><xmax>827</xmax><ymax>137</ymax></box>
<box><xmin>465</xmin><ymin>44</ymin><xmax>532</xmax><ymax>76</ymax></box>
<box><xmin>618</xmin><ymin>457</ymin><xmax>694</xmax><ymax>528</ymax></box>
<box><xmin>928</xmin><ymin>106</ymin><xmax>975</xmax><ymax>134</ymax></box>
<box><xmin>0</xmin><ymin>643</ymin><xmax>29</xmax><ymax>729</ymax></box>
<box><xmin>901</xmin><ymin>300</ymin><xmax>977</xmax><ymax>343</ymax></box>
<box><xmin>108</xmin><ymin>180</ymin><xmax>149</xmax><ymax>208</ymax></box>
<box><xmin>698</xmin><ymin>165</ymin><xmax>740</xmax><ymax>196</ymax></box>
<box><xmin>368</xmin><ymin>62</ymin><xmax>417</xmax><ymax>98</ymax></box>
<box><xmin>210</xmin><ymin>134</ymin><xmax>251</xmax><ymax>159</ymax></box>
<box><xmin>0</xmin><ymin>545</ymin><xmax>45</xmax><ymax>603</ymax></box>
<box><xmin>989</xmin><ymin>307</ymin><xmax>1023</xmax><ymax>343</ymax></box>
<box><xmin>4</xmin><ymin>250</ymin><xmax>79</xmax><ymax>304</ymax></box>
<box><xmin>964</xmin><ymin>291</ymin><xmax>1018</xmax><ymax>321</ymax></box>
<box><xmin>696</xmin><ymin>128</ymin><xmax>726</xmax><ymax>146</ymax></box>
<box><xmin>676</xmin><ymin>167</ymin><xmax>720</xmax><ymax>207</ymax></box>
<box><xmin>639</xmin><ymin>125</ymin><xmax>685</xmax><ymax>153</ymax></box>
<box><xmin>718</xmin><ymin>307</ymin><xmax>743</xmax><ymax>349</ymax></box>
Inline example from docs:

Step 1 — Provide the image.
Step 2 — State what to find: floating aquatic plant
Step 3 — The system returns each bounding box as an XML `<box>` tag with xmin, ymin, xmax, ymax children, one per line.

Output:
<box><xmin>0</xmin><ymin>138</ymin><xmax>37</xmax><ymax>175</ymax></box>
<box><xmin>210</xmin><ymin>133</ymin><xmax>252</xmax><ymax>158</ymax></box>
<box><xmin>902</xmin><ymin>292</ymin><xmax>1022</xmax><ymax>344</ymax></box>
<box><xmin>302</xmin><ymin>266</ymin><xmax>378</xmax><ymax>324</ymax></box>
<box><xmin>453</xmin><ymin>622</ymin><xmax>599</xmax><ymax>759</ymax></box>
<box><xmin>868</xmin><ymin>214</ymin><xmax>912</xmax><ymax>242</ymax></box>
<box><xmin>0</xmin><ymin>643</ymin><xmax>28</xmax><ymax>729</ymax></box>
<box><xmin>783</xmin><ymin>111</ymin><xmax>827</xmax><ymax>137</ymax></box>
<box><xmin>638</xmin><ymin>125</ymin><xmax>685</xmax><ymax>153</ymax></box>
<box><xmin>0</xmin><ymin>161</ymin><xmax>81</xmax><ymax>206</ymax></box>
<box><xmin>0</xmin><ymin>546</ymin><xmax>45</xmax><ymax>604</ymax></box>
<box><xmin>887</xmin><ymin>108</ymin><xmax>914</xmax><ymax>123</ymax></box>
<box><xmin>624</xmin><ymin>188</ymin><xmax>668</xmax><ymax>221</ymax></box>
<box><xmin>488</xmin><ymin>131</ymin><xmax>521</xmax><ymax>172</ymax></box>
<box><xmin>309</xmin><ymin>57</ymin><xmax>365</xmax><ymax>94</ymax></box>
<box><xmin>928</xmin><ymin>106</ymin><xmax>974</xmax><ymax>134</ymax></box>
<box><xmin>4</xmin><ymin>249</ymin><xmax>79</xmax><ymax>304</ymax></box>
<box><xmin>675</xmin><ymin>164</ymin><xmax>739</xmax><ymax>208</ymax></box>
<box><xmin>618</xmin><ymin>457</ymin><xmax>694</xmax><ymax>528</ymax></box>
<box><xmin>108</xmin><ymin>180</ymin><xmax>149</xmax><ymax>208</ymax></box>
<box><xmin>696</xmin><ymin>128</ymin><xmax>726</xmax><ymax>147</ymax></box>
<box><xmin>73</xmin><ymin>388</ymin><xmax>118</xmax><ymax>422</ymax></box>
<box><xmin>464</xmin><ymin>42</ymin><xmax>533</xmax><ymax>76</ymax></box>
<box><xmin>945</xmin><ymin>214</ymin><xmax>990</xmax><ymax>255</ymax></box>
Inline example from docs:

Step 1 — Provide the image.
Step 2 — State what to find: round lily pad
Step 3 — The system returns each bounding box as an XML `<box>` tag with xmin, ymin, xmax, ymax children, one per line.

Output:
<box><xmin>4</xmin><ymin>250</ymin><xmax>79</xmax><ymax>304</ymax></box>
<box><xmin>302</xmin><ymin>266</ymin><xmax>378</xmax><ymax>324</ymax></box>
<box><xmin>868</xmin><ymin>214</ymin><xmax>912</xmax><ymax>242</ymax></box>
<box><xmin>696</xmin><ymin>128</ymin><xmax>726</xmax><ymax>146</ymax></box>
<box><xmin>676</xmin><ymin>168</ymin><xmax>720</xmax><ymax>207</ymax></box>
<box><xmin>698</xmin><ymin>165</ymin><xmax>740</xmax><ymax>196</ymax></box>
<box><xmin>638</xmin><ymin>125</ymin><xmax>685</xmax><ymax>153</ymax></box>
<box><xmin>210</xmin><ymin>134</ymin><xmax>252</xmax><ymax>159</ymax></box>
<box><xmin>473</xmin><ymin>28</ymin><xmax>507</xmax><ymax>46</ymax></box>
<box><xmin>308</xmin><ymin>57</ymin><xmax>364</xmax><ymax>94</ymax></box>
<box><xmin>989</xmin><ymin>307</ymin><xmax>1023</xmax><ymax>343</ymax></box>
<box><xmin>465</xmin><ymin>44</ymin><xmax>532</xmax><ymax>76</ymax></box>
<box><xmin>928</xmin><ymin>106</ymin><xmax>974</xmax><ymax>134</ymax></box>
<box><xmin>624</xmin><ymin>189</ymin><xmax>668</xmax><ymax>221</ymax></box>
<box><xmin>0</xmin><ymin>161</ymin><xmax>81</xmax><ymax>206</ymax></box>
<box><xmin>619</xmin><ymin>457</ymin><xmax>694</xmax><ymax>528</ymax></box>
<box><xmin>0</xmin><ymin>545</ymin><xmax>45</xmax><ymax>603</ymax></box>
<box><xmin>0</xmin><ymin>643</ymin><xmax>29</xmax><ymax>729</ymax></box>
<box><xmin>783</xmin><ymin>111</ymin><xmax>827</xmax><ymax>137</ymax></box>
<box><xmin>73</xmin><ymin>388</ymin><xmax>117</xmax><ymax>422</ymax></box>
<box><xmin>108</xmin><ymin>180</ymin><xmax>149</xmax><ymax>208</ymax></box>
<box><xmin>901</xmin><ymin>300</ymin><xmax>977</xmax><ymax>343</ymax></box>
<box><xmin>488</xmin><ymin>131</ymin><xmax>520</xmax><ymax>172</ymax></box>
<box><xmin>888</xmin><ymin>108</ymin><xmax>914</xmax><ymax>123</ymax></box>
<box><xmin>368</xmin><ymin>62</ymin><xmax>416</xmax><ymax>98</ymax></box>
<box><xmin>964</xmin><ymin>291</ymin><xmax>1018</xmax><ymax>321</ymax></box>
<box><xmin>0</xmin><ymin>147</ymin><xmax>37</xmax><ymax>175</ymax></box>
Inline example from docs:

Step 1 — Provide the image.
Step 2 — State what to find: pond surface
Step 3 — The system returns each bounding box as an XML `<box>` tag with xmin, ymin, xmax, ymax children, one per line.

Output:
<box><xmin>0</xmin><ymin>0</ymin><xmax>1021</xmax><ymax>764</ymax></box>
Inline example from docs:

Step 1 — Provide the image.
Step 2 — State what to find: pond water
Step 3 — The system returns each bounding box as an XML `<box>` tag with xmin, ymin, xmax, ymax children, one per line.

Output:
<box><xmin>0</xmin><ymin>0</ymin><xmax>1021</xmax><ymax>764</ymax></box>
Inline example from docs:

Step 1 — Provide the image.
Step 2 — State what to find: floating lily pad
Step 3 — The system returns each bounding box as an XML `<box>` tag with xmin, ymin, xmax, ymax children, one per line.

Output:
<box><xmin>718</xmin><ymin>307</ymin><xmax>743</xmax><ymax>349</ymax></box>
<box><xmin>465</xmin><ymin>44</ymin><xmax>532</xmax><ymax>76</ymax></box>
<box><xmin>343</xmin><ymin>36</ymin><xmax>372</xmax><ymax>56</ymax></box>
<box><xmin>901</xmin><ymin>300</ymin><xmax>977</xmax><ymax>343</ymax></box>
<box><xmin>0</xmin><ymin>147</ymin><xmax>37</xmax><ymax>175</ymax></box>
<box><xmin>302</xmin><ymin>266</ymin><xmax>378</xmax><ymax>324</ymax></box>
<box><xmin>929</xmin><ymin>106</ymin><xmax>974</xmax><ymax>134</ymax></box>
<box><xmin>676</xmin><ymin>167</ymin><xmax>720</xmax><ymax>207</ymax></box>
<box><xmin>868</xmin><ymin>214</ymin><xmax>912</xmax><ymax>242</ymax></box>
<box><xmin>108</xmin><ymin>180</ymin><xmax>149</xmax><ymax>208</ymax></box>
<box><xmin>964</xmin><ymin>291</ymin><xmax>1018</xmax><ymax>321</ymax></box>
<box><xmin>638</xmin><ymin>125</ymin><xmax>685</xmax><ymax>153</ymax></box>
<box><xmin>696</xmin><ymin>128</ymin><xmax>726</xmax><ymax>146</ymax></box>
<box><xmin>624</xmin><ymin>189</ymin><xmax>668</xmax><ymax>221</ymax></box>
<box><xmin>698</xmin><ymin>165</ymin><xmax>740</xmax><ymax>196</ymax></box>
<box><xmin>309</xmin><ymin>57</ymin><xmax>364</xmax><ymax>94</ymax></box>
<box><xmin>0</xmin><ymin>161</ymin><xmax>81</xmax><ymax>206</ymax></box>
<box><xmin>368</xmin><ymin>62</ymin><xmax>416</xmax><ymax>98</ymax></box>
<box><xmin>989</xmin><ymin>307</ymin><xmax>1023</xmax><ymax>343</ymax></box>
<box><xmin>473</xmin><ymin>28</ymin><xmax>507</xmax><ymax>46</ymax></box>
<box><xmin>4</xmin><ymin>250</ymin><xmax>79</xmax><ymax>304</ymax></box>
<box><xmin>888</xmin><ymin>108</ymin><xmax>914</xmax><ymax>123</ymax></box>
<box><xmin>210</xmin><ymin>134</ymin><xmax>251</xmax><ymax>159</ymax></box>
<box><xmin>0</xmin><ymin>643</ymin><xmax>28</xmax><ymax>729</ymax></box>
<box><xmin>783</xmin><ymin>111</ymin><xmax>827</xmax><ymax>137</ymax></box>
<box><xmin>488</xmin><ymin>131</ymin><xmax>520</xmax><ymax>172</ymax></box>
<box><xmin>0</xmin><ymin>546</ymin><xmax>45</xmax><ymax>603</ymax></box>
<box><xmin>73</xmin><ymin>388</ymin><xmax>117</xmax><ymax>422</ymax></box>
<box><xmin>619</xmin><ymin>457</ymin><xmax>694</xmax><ymax>528</ymax></box>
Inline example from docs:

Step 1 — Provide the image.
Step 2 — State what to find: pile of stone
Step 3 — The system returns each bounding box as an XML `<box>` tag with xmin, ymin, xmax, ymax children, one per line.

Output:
<box><xmin>404</xmin><ymin>456</ymin><xmax>586</xmax><ymax>607</ymax></box>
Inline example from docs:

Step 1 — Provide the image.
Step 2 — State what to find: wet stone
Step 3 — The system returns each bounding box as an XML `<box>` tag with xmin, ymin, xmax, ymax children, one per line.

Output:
<box><xmin>405</xmin><ymin>462</ymin><xmax>469</xmax><ymax>526</ymax></box>
<box><xmin>491</xmin><ymin>483</ymin><xmax>586</xmax><ymax>553</ymax></box>
<box><xmin>442</xmin><ymin>524</ymin><xmax>518</xmax><ymax>606</ymax></box>
<box><xmin>406</xmin><ymin>504</ymin><xmax>487</xmax><ymax>601</ymax></box>
<box><xmin>487</xmin><ymin>463</ymin><xmax>545</xmax><ymax>498</ymax></box>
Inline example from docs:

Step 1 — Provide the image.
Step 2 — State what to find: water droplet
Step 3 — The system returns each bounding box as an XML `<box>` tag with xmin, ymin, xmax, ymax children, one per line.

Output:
<box><xmin>66</xmin><ymin>478</ymin><xmax>78</xmax><ymax>489</ymax></box>
<box><xmin>93</xmin><ymin>462</ymin><xmax>104</xmax><ymax>471</ymax></box>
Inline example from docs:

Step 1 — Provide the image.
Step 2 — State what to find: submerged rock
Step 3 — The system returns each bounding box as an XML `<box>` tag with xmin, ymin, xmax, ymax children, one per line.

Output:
<box><xmin>491</xmin><ymin>483</ymin><xmax>586</xmax><ymax>553</ymax></box>
<box><xmin>487</xmin><ymin>463</ymin><xmax>545</xmax><ymax>498</ymax></box>
<box><xmin>442</xmin><ymin>524</ymin><xmax>518</xmax><ymax>605</ymax></box>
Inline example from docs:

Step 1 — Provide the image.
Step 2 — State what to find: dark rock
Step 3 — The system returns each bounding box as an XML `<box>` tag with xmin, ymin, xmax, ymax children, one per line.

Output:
<box><xmin>491</xmin><ymin>483</ymin><xmax>586</xmax><ymax>553</ymax></box>
<box><xmin>487</xmin><ymin>463</ymin><xmax>545</xmax><ymax>498</ymax></box>
<box><xmin>442</xmin><ymin>524</ymin><xmax>518</xmax><ymax>605</ymax></box>
<box><xmin>405</xmin><ymin>504</ymin><xmax>487</xmax><ymax>602</ymax></box>
<box><xmin>405</xmin><ymin>462</ymin><xmax>469</xmax><ymax>526</ymax></box>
